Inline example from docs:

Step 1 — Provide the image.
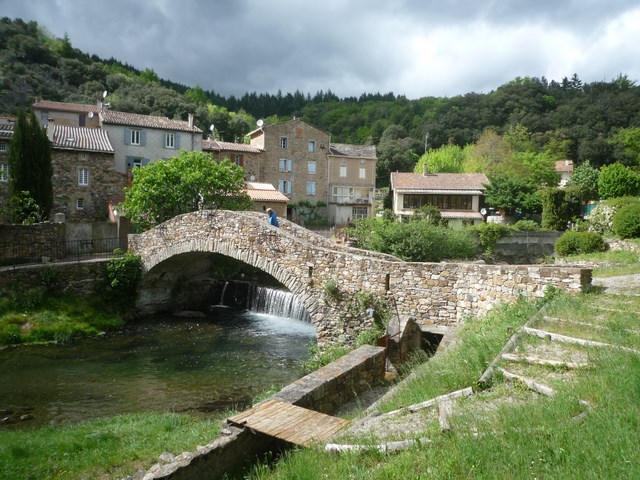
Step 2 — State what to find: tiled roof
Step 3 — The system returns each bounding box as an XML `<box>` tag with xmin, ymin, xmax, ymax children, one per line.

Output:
<box><xmin>101</xmin><ymin>110</ymin><xmax>202</xmax><ymax>133</ymax></box>
<box><xmin>33</xmin><ymin>100</ymin><xmax>99</xmax><ymax>114</ymax></box>
<box><xmin>0</xmin><ymin>123</ymin><xmax>14</xmax><ymax>140</ymax></box>
<box><xmin>203</xmin><ymin>139</ymin><xmax>263</xmax><ymax>153</ymax></box>
<box><xmin>391</xmin><ymin>172</ymin><xmax>488</xmax><ymax>192</ymax></box>
<box><xmin>51</xmin><ymin>125</ymin><xmax>114</xmax><ymax>153</ymax></box>
<box><xmin>555</xmin><ymin>160</ymin><xmax>574</xmax><ymax>172</ymax></box>
<box><xmin>329</xmin><ymin>143</ymin><xmax>377</xmax><ymax>158</ymax></box>
<box><xmin>246</xmin><ymin>182</ymin><xmax>289</xmax><ymax>203</ymax></box>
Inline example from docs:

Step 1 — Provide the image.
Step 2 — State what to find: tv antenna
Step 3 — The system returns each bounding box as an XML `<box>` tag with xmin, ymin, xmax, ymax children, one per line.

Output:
<box><xmin>424</xmin><ymin>132</ymin><xmax>429</xmax><ymax>154</ymax></box>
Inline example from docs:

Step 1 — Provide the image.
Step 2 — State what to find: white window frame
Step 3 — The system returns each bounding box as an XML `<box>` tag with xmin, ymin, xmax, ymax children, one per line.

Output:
<box><xmin>359</xmin><ymin>167</ymin><xmax>366</xmax><ymax>179</ymax></box>
<box><xmin>131</xmin><ymin>129</ymin><xmax>141</xmax><ymax>145</ymax></box>
<box><xmin>165</xmin><ymin>132</ymin><xmax>175</xmax><ymax>148</ymax></box>
<box><xmin>0</xmin><ymin>142</ymin><xmax>7</xmax><ymax>152</ymax></box>
<box><xmin>78</xmin><ymin>168</ymin><xmax>89</xmax><ymax>186</ymax></box>
<box><xmin>307</xmin><ymin>181</ymin><xmax>316</xmax><ymax>195</ymax></box>
<box><xmin>278</xmin><ymin>180</ymin><xmax>292</xmax><ymax>195</ymax></box>
<box><xmin>280</xmin><ymin>137</ymin><xmax>288</xmax><ymax>149</ymax></box>
<box><xmin>307</xmin><ymin>160</ymin><xmax>316</xmax><ymax>174</ymax></box>
<box><xmin>76</xmin><ymin>198</ymin><xmax>84</xmax><ymax>210</ymax></box>
<box><xmin>339</xmin><ymin>165</ymin><xmax>347</xmax><ymax>177</ymax></box>
<box><xmin>308</xmin><ymin>140</ymin><xmax>316</xmax><ymax>153</ymax></box>
<box><xmin>352</xmin><ymin>206</ymin><xmax>368</xmax><ymax>220</ymax></box>
<box><xmin>0</xmin><ymin>163</ymin><xmax>8</xmax><ymax>182</ymax></box>
<box><xmin>279</xmin><ymin>158</ymin><xmax>292</xmax><ymax>172</ymax></box>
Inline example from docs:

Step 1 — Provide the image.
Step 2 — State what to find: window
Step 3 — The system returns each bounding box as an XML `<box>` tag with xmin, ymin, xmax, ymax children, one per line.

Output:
<box><xmin>0</xmin><ymin>142</ymin><xmax>7</xmax><ymax>152</ymax></box>
<box><xmin>359</xmin><ymin>167</ymin><xmax>366</xmax><ymax>179</ymax></box>
<box><xmin>278</xmin><ymin>180</ymin><xmax>292</xmax><ymax>195</ymax></box>
<box><xmin>307</xmin><ymin>160</ymin><xmax>316</xmax><ymax>174</ymax></box>
<box><xmin>280</xmin><ymin>137</ymin><xmax>288</xmax><ymax>149</ymax></box>
<box><xmin>307</xmin><ymin>181</ymin><xmax>316</xmax><ymax>195</ymax></box>
<box><xmin>76</xmin><ymin>198</ymin><xmax>84</xmax><ymax>210</ymax></box>
<box><xmin>234</xmin><ymin>154</ymin><xmax>243</xmax><ymax>166</ymax></box>
<box><xmin>279</xmin><ymin>158</ymin><xmax>292</xmax><ymax>172</ymax></box>
<box><xmin>352</xmin><ymin>206</ymin><xmax>368</xmax><ymax>219</ymax></box>
<box><xmin>339</xmin><ymin>165</ymin><xmax>347</xmax><ymax>177</ymax></box>
<box><xmin>0</xmin><ymin>163</ymin><xmax>8</xmax><ymax>182</ymax></box>
<box><xmin>308</xmin><ymin>141</ymin><xmax>316</xmax><ymax>153</ymax></box>
<box><xmin>79</xmin><ymin>153</ymin><xmax>87</xmax><ymax>161</ymax></box>
<box><xmin>165</xmin><ymin>132</ymin><xmax>175</xmax><ymax>148</ymax></box>
<box><xmin>78</xmin><ymin>168</ymin><xmax>89</xmax><ymax>186</ymax></box>
<box><xmin>333</xmin><ymin>186</ymin><xmax>353</xmax><ymax>203</ymax></box>
<box><xmin>130</xmin><ymin>129</ymin><xmax>141</xmax><ymax>145</ymax></box>
<box><xmin>403</xmin><ymin>194</ymin><xmax>472</xmax><ymax>210</ymax></box>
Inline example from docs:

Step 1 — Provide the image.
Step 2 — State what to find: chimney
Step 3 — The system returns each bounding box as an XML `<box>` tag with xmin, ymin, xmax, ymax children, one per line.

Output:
<box><xmin>423</xmin><ymin>162</ymin><xmax>428</xmax><ymax>176</ymax></box>
<box><xmin>46</xmin><ymin>123</ymin><xmax>54</xmax><ymax>143</ymax></box>
<box><xmin>188</xmin><ymin>113</ymin><xmax>194</xmax><ymax>129</ymax></box>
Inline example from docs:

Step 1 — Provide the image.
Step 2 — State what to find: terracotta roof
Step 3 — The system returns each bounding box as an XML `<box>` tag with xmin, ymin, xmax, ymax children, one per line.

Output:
<box><xmin>50</xmin><ymin>125</ymin><xmax>114</xmax><ymax>153</ymax></box>
<box><xmin>33</xmin><ymin>100</ymin><xmax>99</xmax><ymax>114</ymax></box>
<box><xmin>391</xmin><ymin>172</ymin><xmax>488</xmax><ymax>192</ymax></box>
<box><xmin>203</xmin><ymin>139</ymin><xmax>263</xmax><ymax>153</ymax></box>
<box><xmin>329</xmin><ymin>143</ymin><xmax>377</xmax><ymax>158</ymax></box>
<box><xmin>555</xmin><ymin>160</ymin><xmax>574</xmax><ymax>172</ymax></box>
<box><xmin>101</xmin><ymin>110</ymin><xmax>202</xmax><ymax>133</ymax></box>
<box><xmin>246</xmin><ymin>182</ymin><xmax>289</xmax><ymax>203</ymax></box>
<box><xmin>0</xmin><ymin>123</ymin><xmax>14</xmax><ymax>140</ymax></box>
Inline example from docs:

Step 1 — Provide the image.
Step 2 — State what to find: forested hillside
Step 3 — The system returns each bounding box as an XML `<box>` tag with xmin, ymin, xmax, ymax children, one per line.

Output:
<box><xmin>2</xmin><ymin>17</ymin><xmax>640</xmax><ymax>186</ymax></box>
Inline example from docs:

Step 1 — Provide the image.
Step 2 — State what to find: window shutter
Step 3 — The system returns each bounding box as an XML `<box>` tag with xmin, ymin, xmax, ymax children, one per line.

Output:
<box><xmin>126</xmin><ymin>156</ymin><xmax>133</xmax><ymax>169</ymax></box>
<box><xmin>287</xmin><ymin>180</ymin><xmax>292</xmax><ymax>194</ymax></box>
<box><xmin>124</xmin><ymin>128</ymin><xmax>131</xmax><ymax>145</ymax></box>
<box><xmin>175</xmin><ymin>134</ymin><xmax>180</xmax><ymax>149</ymax></box>
<box><xmin>287</xmin><ymin>159</ymin><xmax>292</xmax><ymax>172</ymax></box>
<box><xmin>278</xmin><ymin>180</ymin><xmax>284</xmax><ymax>193</ymax></box>
<box><xmin>140</xmin><ymin>130</ymin><xmax>147</xmax><ymax>146</ymax></box>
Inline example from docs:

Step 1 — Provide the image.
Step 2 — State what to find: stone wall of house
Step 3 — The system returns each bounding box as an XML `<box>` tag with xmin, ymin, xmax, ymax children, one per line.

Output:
<box><xmin>51</xmin><ymin>150</ymin><xmax>126</xmax><ymax>222</ymax></box>
<box><xmin>132</xmin><ymin>345</ymin><xmax>386</xmax><ymax>480</ymax></box>
<box><xmin>129</xmin><ymin>210</ymin><xmax>591</xmax><ymax>344</ymax></box>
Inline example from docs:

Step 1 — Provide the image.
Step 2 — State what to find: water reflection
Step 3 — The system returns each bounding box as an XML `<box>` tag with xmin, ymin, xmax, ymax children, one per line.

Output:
<box><xmin>0</xmin><ymin>306</ymin><xmax>316</xmax><ymax>429</ymax></box>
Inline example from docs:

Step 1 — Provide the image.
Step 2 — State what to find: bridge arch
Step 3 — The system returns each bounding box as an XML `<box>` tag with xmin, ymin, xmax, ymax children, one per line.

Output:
<box><xmin>129</xmin><ymin>210</ymin><xmax>591</xmax><ymax>345</ymax></box>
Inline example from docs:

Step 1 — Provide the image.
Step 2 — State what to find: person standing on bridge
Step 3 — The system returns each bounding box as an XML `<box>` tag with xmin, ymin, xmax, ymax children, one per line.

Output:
<box><xmin>266</xmin><ymin>208</ymin><xmax>280</xmax><ymax>228</ymax></box>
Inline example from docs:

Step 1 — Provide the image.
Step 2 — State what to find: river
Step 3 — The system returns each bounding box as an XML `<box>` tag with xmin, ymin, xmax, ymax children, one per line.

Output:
<box><xmin>0</xmin><ymin>287</ymin><xmax>316</xmax><ymax>430</ymax></box>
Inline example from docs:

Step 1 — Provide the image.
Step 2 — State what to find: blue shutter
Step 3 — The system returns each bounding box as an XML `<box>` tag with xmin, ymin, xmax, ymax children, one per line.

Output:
<box><xmin>126</xmin><ymin>156</ymin><xmax>133</xmax><ymax>169</ymax></box>
<box><xmin>278</xmin><ymin>180</ymin><xmax>284</xmax><ymax>193</ymax></box>
<box><xmin>124</xmin><ymin>128</ymin><xmax>131</xmax><ymax>145</ymax></box>
<box><xmin>175</xmin><ymin>133</ymin><xmax>180</xmax><ymax>149</ymax></box>
<box><xmin>140</xmin><ymin>130</ymin><xmax>147</xmax><ymax>146</ymax></box>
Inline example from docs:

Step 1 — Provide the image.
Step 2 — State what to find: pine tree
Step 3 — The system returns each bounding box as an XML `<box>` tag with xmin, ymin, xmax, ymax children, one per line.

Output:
<box><xmin>8</xmin><ymin>109</ymin><xmax>53</xmax><ymax>221</ymax></box>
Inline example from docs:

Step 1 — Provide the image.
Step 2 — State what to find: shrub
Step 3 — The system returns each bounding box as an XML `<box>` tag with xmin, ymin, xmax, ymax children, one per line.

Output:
<box><xmin>612</xmin><ymin>203</ymin><xmax>640</xmax><ymax>239</ymax></box>
<box><xmin>598</xmin><ymin>163</ymin><xmax>640</xmax><ymax>200</ymax></box>
<box><xmin>511</xmin><ymin>220</ymin><xmax>541</xmax><ymax>232</ymax></box>
<box><xmin>105</xmin><ymin>253</ymin><xmax>142</xmax><ymax>302</ymax></box>
<box><xmin>472</xmin><ymin>222</ymin><xmax>511</xmax><ymax>254</ymax></box>
<box><xmin>555</xmin><ymin>231</ymin><xmax>606</xmax><ymax>256</ymax></box>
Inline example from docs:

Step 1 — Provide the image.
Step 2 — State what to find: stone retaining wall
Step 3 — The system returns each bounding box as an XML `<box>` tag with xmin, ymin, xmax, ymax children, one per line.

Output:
<box><xmin>132</xmin><ymin>345</ymin><xmax>387</xmax><ymax>480</ymax></box>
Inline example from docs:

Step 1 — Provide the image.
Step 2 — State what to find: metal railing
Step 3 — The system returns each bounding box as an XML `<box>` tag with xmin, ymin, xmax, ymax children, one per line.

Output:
<box><xmin>0</xmin><ymin>238</ymin><xmax>125</xmax><ymax>269</ymax></box>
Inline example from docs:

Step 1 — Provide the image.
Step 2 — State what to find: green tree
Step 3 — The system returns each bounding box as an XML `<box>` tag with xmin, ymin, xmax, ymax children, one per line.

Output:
<box><xmin>122</xmin><ymin>151</ymin><xmax>252</xmax><ymax>230</ymax></box>
<box><xmin>598</xmin><ymin>163</ymin><xmax>640</xmax><ymax>200</ymax></box>
<box><xmin>376</xmin><ymin>125</ymin><xmax>420</xmax><ymax>187</ymax></box>
<box><xmin>566</xmin><ymin>161</ymin><xmax>600</xmax><ymax>201</ymax></box>
<box><xmin>483</xmin><ymin>175</ymin><xmax>539</xmax><ymax>216</ymax></box>
<box><xmin>8</xmin><ymin>110</ymin><xmax>52</xmax><ymax>221</ymax></box>
<box><xmin>414</xmin><ymin>144</ymin><xmax>467</xmax><ymax>174</ymax></box>
<box><xmin>609</xmin><ymin>127</ymin><xmax>640</xmax><ymax>166</ymax></box>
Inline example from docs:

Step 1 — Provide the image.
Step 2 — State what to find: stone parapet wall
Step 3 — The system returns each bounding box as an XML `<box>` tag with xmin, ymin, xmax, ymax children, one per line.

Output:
<box><xmin>0</xmin><ymin>260</ymin><xmax>107</xmax><ymax>295</ymax></box>
<box><xmin>130</xmin><ymin>210</ymin><xmax>591</xmax><ymax>344</ymax></box>
<box><xmin>0</xmin><ymin>223</ymin><xmax>65</xmax><ymax>261</ymax></box>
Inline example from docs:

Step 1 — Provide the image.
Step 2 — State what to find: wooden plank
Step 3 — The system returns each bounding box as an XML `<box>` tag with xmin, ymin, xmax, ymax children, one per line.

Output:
<box><xmin>227</xmin><ymin>399</ymin><xmax>350</xmax><ymax>446</ymax></box>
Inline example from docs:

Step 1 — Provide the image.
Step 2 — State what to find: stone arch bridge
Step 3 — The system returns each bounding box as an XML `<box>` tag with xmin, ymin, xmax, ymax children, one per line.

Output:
<box><xmin>128</xmin><ymin>210</ymin><xmax>591</xmax><ymax>344</ymax></box>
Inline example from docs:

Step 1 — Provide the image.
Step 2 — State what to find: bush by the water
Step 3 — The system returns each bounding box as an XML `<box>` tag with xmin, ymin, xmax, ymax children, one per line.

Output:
<box><xmin>348</xmin><ymin>217</ymin><xmax>476</xmax><ymax>262</ymax></box>
<box><xmin>555</xmin><ymin>231</ymin><xmax>606</xmax><ymax>256</ymax></box>
<box><xmin>612</xmin><ymin>203</ymin><xmax>640</xmax><ymax>239</ymax></box>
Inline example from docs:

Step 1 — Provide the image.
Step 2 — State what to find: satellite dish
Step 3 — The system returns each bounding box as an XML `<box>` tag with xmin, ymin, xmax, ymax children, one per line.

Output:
<box><xmin>102</xmin><ymin>90</ymin><xmax>108</xmax><ymax>99</ymax></box>
<box><xmin>481</xmin><ymin>208</ymin><xmax>487</xmax><ymax>216</ymax></box>
<box><xmin>88</xmin><ymin>111</ymin><xmax>94</xmax><ymax>119</ymax></box>
<box><xmin>256</xmin><ymin>119</ymin><xmax>264</xmax><ymax>127</ymax></box>
<box><xmin>209</xmin><ymin>124</ymin><xmax>215</xmax><ymax>132</ymax></box>
<box><xmin>249</xmin><ymin>175</ymin><xmax>256</xmax><ymax>181</ymax></box>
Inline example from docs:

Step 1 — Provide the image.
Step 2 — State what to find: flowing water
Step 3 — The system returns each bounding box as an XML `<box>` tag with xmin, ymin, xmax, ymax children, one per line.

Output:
<box><xmin>0</xmin><ymin>287</ymin><xmax>316</xmax><ymax>430</ymax></box>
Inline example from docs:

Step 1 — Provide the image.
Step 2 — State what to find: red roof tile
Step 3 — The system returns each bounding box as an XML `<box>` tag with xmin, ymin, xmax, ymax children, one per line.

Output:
<box><xmin>391</xmin><ymin>172</ymin><xmax>488</xmax><ymax>192</ymax></box>
<box><xmin>555</xmin><ymin>160</ymin><xmax>574</xmax><ymax>172</ymax></box>
<box><xmin>246</xmin><ymin>182</ymin><xmax>289</xmax><ymax>203</ymax></box>
<box><xmin>101</xmin><ymin>110</ymin><xmax>202</xmax><ymax>133</ymax></box>
<box><xmin>33</xmin><ymin>100</ymin><xmax>99</xmax><ymax>114</ymax></box>
<box><xmin>203</xmin><ymin>139</ymin><xmax>263</xmax><ymax>153</ymax></box>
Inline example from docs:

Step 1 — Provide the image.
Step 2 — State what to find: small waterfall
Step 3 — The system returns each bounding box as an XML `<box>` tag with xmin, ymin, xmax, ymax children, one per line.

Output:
<box><xmin>246</xmin><ymin>285</ymin><xmax>311</xmax><ymax>323</ymax></box>
<box><xmin>218</xmin><ymin>281</ymin><xmax>229</xmax><ymax>305</ymax></box>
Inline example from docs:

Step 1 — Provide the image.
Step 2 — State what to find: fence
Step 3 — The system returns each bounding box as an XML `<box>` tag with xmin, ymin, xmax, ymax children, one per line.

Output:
<box><xmin>0</xmin><ymin>238</ymin><xmax>124</xmax><ymax>269</ymax></box>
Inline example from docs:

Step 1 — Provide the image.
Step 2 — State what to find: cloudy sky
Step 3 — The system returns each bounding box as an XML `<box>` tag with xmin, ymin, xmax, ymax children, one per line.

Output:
<box><xmin>3</xmin><ymin>0</ymin><xmax>639</xmax><ymax>99</ymax></box>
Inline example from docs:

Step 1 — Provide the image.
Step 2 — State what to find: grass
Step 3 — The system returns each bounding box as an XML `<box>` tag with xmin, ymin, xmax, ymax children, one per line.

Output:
<box><xmin>559</xmin><ymin>248</ymin><xmax>640</xmax><ymax>277</ymax></box>
<box><xmin>0</xmin><ymin>413</ymin><xmax>221</xmax><ymax>480</ymax></box>
<box><xmin>245</xmin><ymin>291</ymin><xmax>640</xmax><ymax>480</ymax></box>
<box><xmin>0</xmin><ymin>289</ymin><xmax>125</xmax><ymax>345</ymax></box>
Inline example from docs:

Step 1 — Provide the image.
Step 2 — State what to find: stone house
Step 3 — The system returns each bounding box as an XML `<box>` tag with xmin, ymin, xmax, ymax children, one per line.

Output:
<box><xmin>248</xmin><ymin>118</ymin><xmax>331</xmax><ymax>219</ymax></box>
<box><xmin>202</xmin><ymin>139</ymin><xmax>264</xmax><ymax>181</ymax></box>
<box><xmin>33</xmin><ymin>100</ymin><xmax>101</xmax><ymax>129</ymax></box>
<box><xmin>98</xmin><ymin>109</ymin><xmax>203</xmax><ymax>177</ymax></box>
<box><xmin>555</xmin><ymin>160</ymin><xmax>574</xmax><ymax>187</ymax></box>
<box><xmin>245</xmin><ymin>182</ymin><xmax>289</xmax><ymax>219</ymax></box>
<box><xmin>327</xmin><ymin>143</ymin><xmax>377</xmax><ymax>225</ymax></box>
<box><xmin>390</xmin><ymin>172</ymin><xmax>488</xmax><ymax>228</ymax></box>
<box><xmin>47</xmin><ymin>124</ymin><xmax>124</xmax><ymax>222</ymax></box>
